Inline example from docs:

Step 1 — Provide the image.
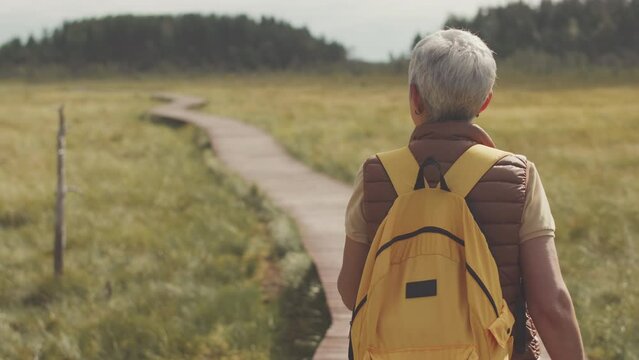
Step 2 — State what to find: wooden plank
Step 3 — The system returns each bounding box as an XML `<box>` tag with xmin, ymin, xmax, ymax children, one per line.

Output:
<box><xmin>54</xmin><ymin>106</ymin><xmax>66</xmax><ymax>276</ymax></box>
<box><xmin>150</xmin><ymin>94</ymin><xmax>352</xmax><ymax>359</ymax></box>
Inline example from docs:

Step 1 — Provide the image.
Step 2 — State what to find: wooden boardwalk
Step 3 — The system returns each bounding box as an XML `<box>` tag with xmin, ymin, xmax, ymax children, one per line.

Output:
<box><xmin>149</xmin><ymin>94</ymin><xmax>352</xmax><ymax>359</ymax></box>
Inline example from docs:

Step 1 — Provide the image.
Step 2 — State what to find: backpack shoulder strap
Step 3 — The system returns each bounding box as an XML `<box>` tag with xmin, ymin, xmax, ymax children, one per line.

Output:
<box><xmin>376</xmin><ymin>146</ymin><xmax>419</xmax><ymax>196</ymax></box>
<box><xmin>445</xmin><ymin>144</ymin><xmax>511</xmax><ymax>198</ymax></box>
<box><xmin>377</xmin><ymin>144</ymin><xmax>510</xmax><ymax>197</ymax></box>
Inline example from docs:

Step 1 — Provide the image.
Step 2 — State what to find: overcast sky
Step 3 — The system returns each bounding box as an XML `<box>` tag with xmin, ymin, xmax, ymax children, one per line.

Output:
<box><xmin>0</xmin><ymin>0</ymin><xmax>543</xmax><ymax>61</ymax></box>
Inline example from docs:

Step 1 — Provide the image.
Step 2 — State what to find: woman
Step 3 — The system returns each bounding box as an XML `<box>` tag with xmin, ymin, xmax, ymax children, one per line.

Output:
<box><xmin>337</xmin><ymin>29</ymin><xmax>585</xmax><ymax>359</ymax></box>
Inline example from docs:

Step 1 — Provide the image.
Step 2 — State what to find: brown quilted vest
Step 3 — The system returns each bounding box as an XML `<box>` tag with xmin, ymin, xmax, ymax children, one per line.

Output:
<box><xmin>362</xmin><ymin>121</ymin><xmax>540</xmax><ymax>359</ymax></box>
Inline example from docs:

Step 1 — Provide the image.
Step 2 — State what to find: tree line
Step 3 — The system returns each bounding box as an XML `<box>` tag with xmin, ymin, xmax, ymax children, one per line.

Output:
<box><xmin>440</xmin><ymin>0</ymin><xmax>639</xmax><ymax>65</ymax></box>
<box><xmin>0</xmin><ymin>14</ymin><xmax>347</xmax><ymax>71</ymax></box>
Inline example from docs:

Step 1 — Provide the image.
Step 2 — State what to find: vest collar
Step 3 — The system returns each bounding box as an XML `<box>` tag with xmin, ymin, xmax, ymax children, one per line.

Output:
<box><xmin>409</xmin><ymin>121</ymin><xmax>496</xmax><ymax>148</ymax></box>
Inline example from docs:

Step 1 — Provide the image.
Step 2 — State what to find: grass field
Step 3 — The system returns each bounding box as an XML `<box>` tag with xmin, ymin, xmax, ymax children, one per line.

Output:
<box><xmin>1</xmin><ymin>71</ymin><xmax>637</xmax><ymax>359</ymax></box>
<box><xmin>183</xmin><ymin>72</ymin><xmax>637</xmax><ymax>360</ymax></box>
<box><xmin>0</xmin><ymin>81</ymin><xmax>329</xmax><ymax>359</ymax></box>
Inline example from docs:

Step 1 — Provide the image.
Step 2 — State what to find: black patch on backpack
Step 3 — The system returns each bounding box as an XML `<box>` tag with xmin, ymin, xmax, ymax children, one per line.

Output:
<box><xmin>405</xmin><ymin>279</ymin><xmax>437</xmax><ymax>299</ymax></box>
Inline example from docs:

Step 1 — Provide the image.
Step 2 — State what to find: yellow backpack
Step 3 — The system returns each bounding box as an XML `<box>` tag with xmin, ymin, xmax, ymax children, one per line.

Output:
<box><xmin>349</xmin><ymin>144</ymin><xmax>516</xmax><ymax>360</ymax></box>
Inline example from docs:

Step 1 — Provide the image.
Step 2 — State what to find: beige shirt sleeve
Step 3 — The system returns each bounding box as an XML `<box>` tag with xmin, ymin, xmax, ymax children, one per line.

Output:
<box><xmin>345</xmin><ymin>160</ymin><xmax>556</xmax><ymax>245</ymax></box>
<box><xmin>519</xmin><ymin>161</ymin><xmax>556</xmax><ymax>243</ymax></box>
<box><xmin>344</xmin><ymin>164</ymin><xmax>370</xmax><ymax>245</ymax></box>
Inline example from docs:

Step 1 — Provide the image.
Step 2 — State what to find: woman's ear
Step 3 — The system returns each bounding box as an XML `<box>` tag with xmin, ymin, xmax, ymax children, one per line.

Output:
<box><xmin>478</xmin><ymin>91</ymin><xmax>493</xmax><ymax>114</ymax></box>
<box><xmin>409</xmin><ymin>84</ymin><xmax>424</xmax><ymax>114</ymax></box>
<box><xmin>409</xmin><ymin>84</ymin><xmax>428</xmax><ymax>125</ymax></box>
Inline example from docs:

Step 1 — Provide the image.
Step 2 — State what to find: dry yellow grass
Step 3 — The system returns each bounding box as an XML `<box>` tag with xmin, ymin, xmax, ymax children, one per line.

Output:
<box><xmin>1</xmin><ymin>72</ymin><xmax>637</xmax><ymax>359</ymax></box>
<box><xmin>0</xmin><ymin>80</ymin><xmax>328</xmax><ymax>359</ymax></box>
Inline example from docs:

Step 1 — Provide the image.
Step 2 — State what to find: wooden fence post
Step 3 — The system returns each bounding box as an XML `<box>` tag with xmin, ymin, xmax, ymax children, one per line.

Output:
<box><xmin>54</xmin><ymin>105</ymin><xmax>66</xmax><ymax>277</ymax></box>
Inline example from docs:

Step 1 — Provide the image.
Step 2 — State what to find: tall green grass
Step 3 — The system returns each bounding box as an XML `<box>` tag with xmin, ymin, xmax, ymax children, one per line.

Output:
<box><xmin>0</xmin><ymin>81</ymin><xmax>329</xmax><ymax>359</ymax></box>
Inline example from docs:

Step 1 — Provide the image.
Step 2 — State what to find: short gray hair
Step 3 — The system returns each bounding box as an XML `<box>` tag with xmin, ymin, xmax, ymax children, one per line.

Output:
<box><xmin>408</xmin><ymin>29</ymin><xmax>496</xmax><ymax>122</ymax></box>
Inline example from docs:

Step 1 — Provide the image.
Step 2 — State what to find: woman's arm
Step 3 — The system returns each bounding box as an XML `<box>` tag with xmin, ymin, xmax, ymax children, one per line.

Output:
<box><xmin>337</xmin><ymin>236</ymin><xmax>370</xmax><ymax>310</ymax></box>
<box><xmin>521</xmin><ymin>235</ymin><xmax>586</xmax><ymax>359</ymax></box>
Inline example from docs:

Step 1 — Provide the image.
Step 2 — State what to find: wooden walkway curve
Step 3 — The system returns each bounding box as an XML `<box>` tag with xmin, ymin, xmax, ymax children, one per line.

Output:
<box><xmin>149</xmin><ymin>94</ymin><xmax>352</xmax><ymax>359</ymax></box>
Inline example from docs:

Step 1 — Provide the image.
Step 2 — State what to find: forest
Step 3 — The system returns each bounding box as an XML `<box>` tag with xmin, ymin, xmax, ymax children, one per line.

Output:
<box><xmin>0</xmin><ymin>14</ymin><xmax>347</xmax><ymax>71</ymax></box>
<box><xmin>443</xmin><ymin>0</ymin><xmax>639</xmax><ymax>65</ymax></box>
<box><xmin>1</xmin><ymin>0</ymin><xmax>639</xmax><ymax>72</ymax></box>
